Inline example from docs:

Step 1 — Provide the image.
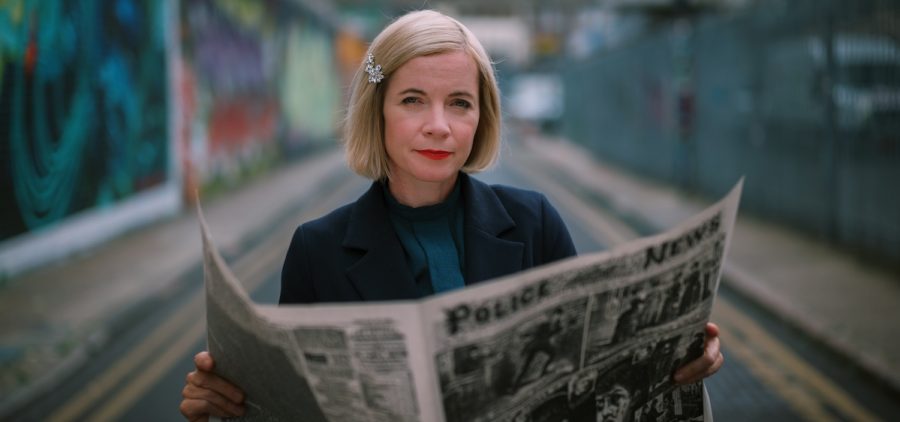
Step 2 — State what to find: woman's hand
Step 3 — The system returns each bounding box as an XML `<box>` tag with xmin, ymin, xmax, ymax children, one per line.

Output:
<box><xmin>180</xmin><ymin>351</ymin><xmax>246</xmax><ymax>421</ymax></box>
<box><xmin>673</xmin><ymin>322</ymin><xmax>724</xmax><ymax>385</ymax></box>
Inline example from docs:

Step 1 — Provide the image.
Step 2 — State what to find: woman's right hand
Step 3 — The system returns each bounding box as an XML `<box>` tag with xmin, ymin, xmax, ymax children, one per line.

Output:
<box><xmin>180</xmin><ymin>351</ymin><xmax>246</xmax><ymax>421</ymax></box>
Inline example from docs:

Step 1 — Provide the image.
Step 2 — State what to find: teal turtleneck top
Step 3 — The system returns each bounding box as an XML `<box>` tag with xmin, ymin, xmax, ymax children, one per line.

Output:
<box><xmin>382</xmin><ymin>180</ymin><xmax>466</xmax><ymax>297</ymax></box>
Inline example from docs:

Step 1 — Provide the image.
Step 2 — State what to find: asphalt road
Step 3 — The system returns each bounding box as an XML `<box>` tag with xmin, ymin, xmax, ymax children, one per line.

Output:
<box><xmin>14</xmin><ymin>152</ymin><xmax>900</xmax><ymax>422</ymax></box>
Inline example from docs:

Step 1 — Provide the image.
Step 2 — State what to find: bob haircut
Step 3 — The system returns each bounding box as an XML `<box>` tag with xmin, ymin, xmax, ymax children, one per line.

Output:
<box><xmin>344</xmin><ymin>10</ymin><xmax>502</xmax><ymax>180</ymax></box>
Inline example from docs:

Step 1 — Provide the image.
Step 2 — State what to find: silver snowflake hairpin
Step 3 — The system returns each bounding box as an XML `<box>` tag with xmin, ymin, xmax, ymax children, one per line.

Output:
<box><xmin>365</xmin><ymin>54</ymin><xmax>384</xmax><ymax>84</ymax></box>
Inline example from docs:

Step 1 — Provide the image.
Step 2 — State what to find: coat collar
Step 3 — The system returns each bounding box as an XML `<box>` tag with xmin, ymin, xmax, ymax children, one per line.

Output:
<box><xmin>341</xmin><ymin>173</ymin><xmax>524</xmax><ymax>301</ymax></box>
<box><xmin>342</xmin><ymin>181</ymin><xmax>421</xmax><ymax>301</ymax></box>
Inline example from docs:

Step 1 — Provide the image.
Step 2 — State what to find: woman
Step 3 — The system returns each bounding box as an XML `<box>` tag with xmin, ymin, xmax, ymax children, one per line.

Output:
<box><xmin>180</xmin><ymin>10</ymin><xmax>723</xmax><ymax>420</ymax></box>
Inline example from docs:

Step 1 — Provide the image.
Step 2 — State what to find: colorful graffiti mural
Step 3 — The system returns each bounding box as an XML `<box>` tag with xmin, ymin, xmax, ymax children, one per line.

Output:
<box><xmin>178</xmin><ymin>0</ymin><xmax>342</xmax><ymax>195</ymax></box>
<box><xmin>1</xmin><ymin>0</ymin><xmax>345</xmax><ymax>273</ymax></box>
<box><xmin>0</xmin><ymin>0</ymin><xmax>169</xmax><ymax>242</ymax></box>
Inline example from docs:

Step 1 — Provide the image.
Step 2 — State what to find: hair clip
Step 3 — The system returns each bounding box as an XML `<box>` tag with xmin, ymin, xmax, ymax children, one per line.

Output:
<box><xmin>365</xmin><ymin>54</ymin><xmax>384</xmax><ymax>84</ymax></box>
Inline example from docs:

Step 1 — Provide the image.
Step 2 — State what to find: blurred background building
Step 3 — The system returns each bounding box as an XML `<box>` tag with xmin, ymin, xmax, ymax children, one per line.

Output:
<box><xmin>1</xmin><ymin>0</ymin><xmax>898</xmax><ymax>276</ymax></box>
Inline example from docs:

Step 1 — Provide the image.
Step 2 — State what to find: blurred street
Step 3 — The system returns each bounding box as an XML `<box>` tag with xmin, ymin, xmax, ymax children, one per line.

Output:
<box><xmin>3</xmin><ymin>133</ymin><xmax>899</xmax><ymax>421</ymax></box>
<box><xmin>2</xmin><ymin>0</ymin><xmax>900</xmax><ymax>421</ymax></box>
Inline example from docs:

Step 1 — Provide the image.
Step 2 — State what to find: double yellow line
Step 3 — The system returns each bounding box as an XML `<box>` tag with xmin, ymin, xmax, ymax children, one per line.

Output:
<box><xmin>49</xmin><ymin>173</ymin><xmax>366</xmax><ymax>422</ymax></box>
<box><xmin>713</xmin><ymin>299</ymin><xmax>877</xmax><ymax>421</ymax></box>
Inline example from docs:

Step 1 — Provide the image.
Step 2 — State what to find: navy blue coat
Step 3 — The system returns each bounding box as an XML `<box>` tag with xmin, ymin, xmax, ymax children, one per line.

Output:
<box><xmin>279</xmin><ymin>173</ymin><xmax>576</xmax><ymax>304</ymax></box>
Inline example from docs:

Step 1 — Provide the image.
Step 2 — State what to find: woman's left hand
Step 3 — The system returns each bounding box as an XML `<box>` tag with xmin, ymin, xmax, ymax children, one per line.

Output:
<box><xmin>673</xmin><ymin>322</ymin><xmax>724</xmax><ymax>385</ymax></box>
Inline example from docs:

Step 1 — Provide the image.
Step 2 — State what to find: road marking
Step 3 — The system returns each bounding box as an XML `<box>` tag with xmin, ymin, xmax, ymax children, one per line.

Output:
<box><xmin>83</xmin><ymin>225</ymin><xmax>283</xmax><ymax>422</ymax></box>
<box><xmin>47</xmin><ymin>288</ymin><xmax>204</xmax><ymax>422</ymax></box>
<box><xmin>713</xmin><ymin>299</ymin><xmax>878</xmax><ymax>422</ymax></box>
<box><xmin>86</xmin><ymin>318</ymin><xmax>206</xmax><ymax>422</ymax></box>
<box><xmin>523</xmin><ymin>162</ymin><xmax>879</xmax><ymax>422</ymax></box>
<box><xmin>60</xmin><ymin>174</ymin><xmax>366</xmax><ymax>422</ymax></box>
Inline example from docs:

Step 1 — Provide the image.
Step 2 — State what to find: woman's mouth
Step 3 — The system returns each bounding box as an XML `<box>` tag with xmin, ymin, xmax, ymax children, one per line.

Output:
<box><xmin>417</xmin><ymin>150</ymin><xmax>452</xmax><ymax>160</ymax></box>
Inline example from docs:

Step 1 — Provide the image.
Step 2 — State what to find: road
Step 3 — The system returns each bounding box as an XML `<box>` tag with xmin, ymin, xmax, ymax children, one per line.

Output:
<box><xmin>13</xmin><ymin>146</ymin><xmax>900</xmax><ymax>422</ymax></box>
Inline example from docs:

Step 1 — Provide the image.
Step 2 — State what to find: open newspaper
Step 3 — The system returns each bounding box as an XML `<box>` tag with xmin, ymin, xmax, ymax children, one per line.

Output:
<box><xmin>200</xmin><ymin>181</ymin><xmax>742</xmax><ymax>422</ymax></box>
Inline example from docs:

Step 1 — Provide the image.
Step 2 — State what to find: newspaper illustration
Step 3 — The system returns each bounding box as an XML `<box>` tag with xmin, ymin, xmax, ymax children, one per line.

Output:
<box><xmin>200</xmin><ymin>180</ymin><xmax>742</xmax><ymax>422</ymax></box>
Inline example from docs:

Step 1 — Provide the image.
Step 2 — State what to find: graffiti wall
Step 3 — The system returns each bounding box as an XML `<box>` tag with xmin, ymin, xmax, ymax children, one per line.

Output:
<box><xmin>0</xmin><ymin>0</ymin><xmax>347</xmax><ymax>276</ymax></box>
<box><xmin>0</xmin><ymin>0</ymin><xmax>170</xmax><ymax>242</ymax></box>
<box><xmin>178</xmin><ymin>0</ymin><xmax>343</xmax><ymax>195</ymax></box>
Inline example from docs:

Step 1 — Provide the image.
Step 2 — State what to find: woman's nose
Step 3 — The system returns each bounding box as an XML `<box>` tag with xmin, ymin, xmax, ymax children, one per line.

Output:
<box><xmin>424</xmin><ymin>108</ymin><xmax>451</xmax><ymax>138</ymax></box>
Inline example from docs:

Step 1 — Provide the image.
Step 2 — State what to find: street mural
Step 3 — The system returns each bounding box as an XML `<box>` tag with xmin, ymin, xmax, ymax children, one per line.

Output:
<box><xmin>0</xmin><ymin>0</ymin><xmax>169</xmax><ymax>242</ymax></box>
<box><xmin>1</xmin><ymin>0</ymin><xmax>347</xmax><ymax>248</ymax></box>
<box><xmin>178</xmin><ymin>0</ymin><xmax>342</xmax><ymax>195</ymax></box>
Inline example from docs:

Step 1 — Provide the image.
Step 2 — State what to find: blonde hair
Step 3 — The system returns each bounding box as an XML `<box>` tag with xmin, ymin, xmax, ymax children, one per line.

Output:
<box><xmin>344</xmin><ymin>10</ymin><xmax>501</xmax><ymax>180</ymax></box>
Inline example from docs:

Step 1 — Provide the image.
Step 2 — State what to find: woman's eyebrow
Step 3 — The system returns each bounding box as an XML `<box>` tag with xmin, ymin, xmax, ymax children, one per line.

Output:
<box><xmin>396</xmin><ymin>88</ymin><xmax>475</xmax><ymax>99</ymax></box>
<box><xmin>448</xmin><ymin>90</ymin><xmax>475</xmax><ymax>99</ymax></box>
<box><xmin>398</xmin><ymin>88</ymin><xmax>426</xmax><ymax>96</ymax></box>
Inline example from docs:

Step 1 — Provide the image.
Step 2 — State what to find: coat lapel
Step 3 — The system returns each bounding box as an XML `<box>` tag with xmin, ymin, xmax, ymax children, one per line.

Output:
<box><xmin>461</xmin><ymin>174</ymin><xmax>524</xmax><ymax>284</ymax></box>
<box><xmin>342</xmin><ymin>175</ymin><xmax>525</xmax><ymax>298</ymax></box>
<box><xmin>342</xmin><ymin>182</ymin><xmax>421</xmax><ymax>301</ymax></box>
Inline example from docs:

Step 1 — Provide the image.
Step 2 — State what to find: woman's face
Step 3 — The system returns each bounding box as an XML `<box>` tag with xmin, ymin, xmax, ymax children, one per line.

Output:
<box><xmin>382</xmin><ymin>50</ymin><xmax>479</xmax><ymax>192</ymax></box>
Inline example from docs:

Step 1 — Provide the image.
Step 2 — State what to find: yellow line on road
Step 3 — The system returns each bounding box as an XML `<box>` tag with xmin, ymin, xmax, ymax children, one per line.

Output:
<box><xmin>47</xmin><ymin>290</ymin><xmax>204</xmax><ymax>422</ymax></box>
<box><xmin>48</xmin><ymin>189</ymin><xmax>315</xmax><ymax>422</ymax></box>
<box><xmin>59</xmin><ymin>174</ymin><xmax>366</xmax><ymax>422</ymax></box>
<box><xmin>83</xmin><ymin>231</ymin><xmax>284</xmax><ymax>422</ymax></box>
<box><xmin>713</xmin><ymin>299</ymin><xmax>879</xmax><ymax>422</ymax></box>
<box><xmin>85</xmin><ymin>318</ymin><xmax>206</xmax><ymax>422</ymax></box>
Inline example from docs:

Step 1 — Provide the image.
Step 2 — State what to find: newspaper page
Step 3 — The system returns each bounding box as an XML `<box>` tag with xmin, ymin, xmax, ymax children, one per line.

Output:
<box><xmin>200</xmin><ymin>180</ymin><xmax>741</xmax><ymax>422</ymax></box>
<box><xmin>420</xmin><ymin>181</ymin><xmax>741</xmax><ymax>422</ymax></box>
<box><xmin>200</xmin><ymin>211</ymin><xmax>435</xmax><ymax>422</ymax></box>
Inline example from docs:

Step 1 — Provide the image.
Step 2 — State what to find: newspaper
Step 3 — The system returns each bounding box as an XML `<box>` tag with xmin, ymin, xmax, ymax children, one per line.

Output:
<box><xmin>200</xmin><ymin>180</ymin><xmax>742</xmax><ymax>422</ymax></box>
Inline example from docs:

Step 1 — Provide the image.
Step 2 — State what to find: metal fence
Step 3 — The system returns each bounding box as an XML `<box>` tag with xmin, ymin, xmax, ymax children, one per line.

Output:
<box><xmin>561</xmin><ymin>0</ymin><xmax>900</xmax><ymax>263</ymax></box>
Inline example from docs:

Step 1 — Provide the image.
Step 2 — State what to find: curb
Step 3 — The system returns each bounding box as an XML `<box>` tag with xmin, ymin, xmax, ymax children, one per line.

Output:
<box><xmin>722</xmin><ymin>263</ymin><xmax>900</xmax><ymax>397</ymax></box>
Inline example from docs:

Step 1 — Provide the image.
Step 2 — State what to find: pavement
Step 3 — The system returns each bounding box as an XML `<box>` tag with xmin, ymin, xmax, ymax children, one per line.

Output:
<box><xmin>1</xmin><ymin>136</ymin><xmax>899</xmax><ymax>418</ymax></box>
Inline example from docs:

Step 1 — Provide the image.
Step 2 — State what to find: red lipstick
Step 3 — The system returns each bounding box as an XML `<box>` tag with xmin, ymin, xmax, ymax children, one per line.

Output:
<box><xmin>417</xmin><ymin>150</ymin><xmax>452</xmax><ymax>160</ymax></box>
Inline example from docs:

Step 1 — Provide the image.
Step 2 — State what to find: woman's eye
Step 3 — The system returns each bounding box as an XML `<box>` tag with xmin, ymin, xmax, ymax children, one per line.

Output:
<box><xmin>401</xmin><ymin>97</ymin><xmax>419</xmax><ymax>104</ymax></box>
<box><xmin>451</xmin><ymin>99</ymin><xmax>472</xmax><ymax>109</ymax></box>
